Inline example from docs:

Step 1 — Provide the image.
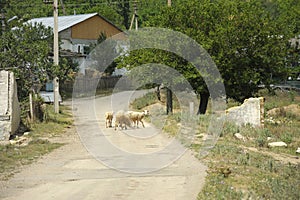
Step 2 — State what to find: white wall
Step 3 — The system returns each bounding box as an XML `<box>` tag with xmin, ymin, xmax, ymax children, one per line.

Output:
<box><xmin>0</xmin><ymin>71</ymin><xmax>20</xmax><ymax>141</ymax></box>
<box><xmin>226</xmin><ymin>97</ymin><xmax>264</xmax><ymax>127</ymax></box>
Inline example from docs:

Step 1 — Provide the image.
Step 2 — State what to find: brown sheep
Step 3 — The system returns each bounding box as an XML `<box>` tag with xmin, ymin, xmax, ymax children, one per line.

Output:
<box><xmin>128</xmin><ymin>110</ymin><xmax>150</xmax><ymax>128</ymax></box>
<box><xmin>105</xmin><ymin>112</ymin><xmax>114</xmax><ymax>128</ymax></box>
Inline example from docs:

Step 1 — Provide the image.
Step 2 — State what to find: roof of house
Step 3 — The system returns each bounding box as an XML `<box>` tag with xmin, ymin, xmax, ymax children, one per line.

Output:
<box><xmin>27</xmin><ymin>13</ymin><xmax>123</xmax><ymax>33</ymax></box>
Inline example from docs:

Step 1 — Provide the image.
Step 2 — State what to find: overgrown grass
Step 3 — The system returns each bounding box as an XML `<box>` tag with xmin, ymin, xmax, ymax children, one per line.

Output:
<box><xmin>197</xmin><ymin>89</ymin><xmax>300</xmax><ymax>199</ymax></box>
<box><xmin>258</xmin><ymin>88</ymin><xmax>300</xmax><ymax>111</ymax></box>
<box><xmin>131</xmin><ymin>92</ymin><xmax>158</xmax><ymax>110</ymax></box>
<box><xmin>198</xmin><ymin>139</ymin><xmax>300</xmax><ymax>199</ymax></box>
<box><xmin>0</xmin><ymin>139</ymin><xmax>63</xmax><ymax>180</ymax></box>
<box><xmin>0</xmin><ymin>104</ymin><xmax>72</xmax><ymax>180</ymax></box>
<box><xmin>131</xmin><ymin>89</ymin><xmax>300</xmax><ymax>200</ymax></box>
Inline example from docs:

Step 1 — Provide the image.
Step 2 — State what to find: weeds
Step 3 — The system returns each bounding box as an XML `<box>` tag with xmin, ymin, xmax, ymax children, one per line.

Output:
<box><xmin>0</xmin><ymin>140</ymin><xmax>63</xmax><ymax>180</ymax></box>
<box><xmin>130</xmin><ymin>89</ymin><xmax>300</xmax><ymax>199</ymax></box>
<box><xmin>0</xmin><ymin>105</ymin><xmax>72</xmax><ymax>180</ymax></box>
<box><xmin>131</xmin><ymin>92</ymin><xmax>158</xmax><ymax>110</ymax></box>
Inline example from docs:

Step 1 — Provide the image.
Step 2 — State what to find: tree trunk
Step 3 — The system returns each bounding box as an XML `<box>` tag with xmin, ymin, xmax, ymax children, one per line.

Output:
<box><xmin>156</xmin><ymin>85</ymin><xmax>161</xmax><ymax>101</ymax></box>
<box><xmin>197</xmin><ymin>92</ymin><xmax>209</xmax><ymax>115</ymax></box>
<box><xmin>166</xmin><ymin>88</ymin><xmax>173</xmax><ymax>115</ymax></box>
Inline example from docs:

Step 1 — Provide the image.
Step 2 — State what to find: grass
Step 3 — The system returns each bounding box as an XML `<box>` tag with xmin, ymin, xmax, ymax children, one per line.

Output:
<box><xmin>131</xmin><ymin>92</ymin><xmax>158</xmax><ymax>110</ymax></box>
<box><xmin>0</xmin><ymin>104</ymin><xmax>72</xmax><ymax>180</ymax></box>
<box><xmin>0</xmin><ymin>139</ymin><xmax>63</xmax><ymax>180</ymax></box>
<box><xmin>131</xmin><ymin>88</ymin><xmax>300</xmax><ymax>200</ymax></box>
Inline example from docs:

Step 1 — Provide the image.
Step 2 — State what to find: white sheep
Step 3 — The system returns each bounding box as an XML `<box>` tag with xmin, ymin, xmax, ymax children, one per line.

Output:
<box><xmin>128</xmin><ymin>110</ymin><xmax>150</xmax><ymax>128</ymax></box>
<box><xmin>105</xmin><ymin>111</ymin><xmax>114</xmax><ymax>128</ymax></box>
<box><xmin>114</xmin><ymin>111</ymin><xmax>132</xmax><ymax>131</ymax></box>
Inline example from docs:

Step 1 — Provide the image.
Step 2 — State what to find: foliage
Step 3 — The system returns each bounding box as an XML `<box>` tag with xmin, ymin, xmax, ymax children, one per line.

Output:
<box><xmin>0</xmin><ymin>139</ymin><xmax>62</xmax><ymax>180</ymax></box>
<box><xmin>147</xmin><ymin>0</ymin><xmax>296</xmax><ymax>101</ymax></box>
<box><xmin>87</xmin><ymin>32</ymin><xmax>119</xmax><ymax>75</ymax></box>
<box><xmin>114</xmin><ymin>0</ymin><xmax>299</xmax><ymax>115</ymax></box>
<box><xmin>0</xmin><ymin>105</ymin><xmax>72</xmax><ymax>180</ymax></box>
<box><xmin>0</xmin><ymin>22</ymin><xmax>53</xmax><ymax>100</ymax></box>
<box><xmin>130</xmin><ymin>92</ymin><xmax>157</xmax><ymax>110</ymax></box>
<box><xmin>132</xmin><ymin>88</ymin><xmax>300</xmax><ymax>199</ymax></box>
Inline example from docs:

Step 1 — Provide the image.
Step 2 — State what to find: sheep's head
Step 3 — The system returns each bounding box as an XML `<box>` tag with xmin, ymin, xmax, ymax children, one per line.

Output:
<box><xmin>143</xmin><ymin>110</ymin><xmax>150</xmax><ymax>116</ymax></box>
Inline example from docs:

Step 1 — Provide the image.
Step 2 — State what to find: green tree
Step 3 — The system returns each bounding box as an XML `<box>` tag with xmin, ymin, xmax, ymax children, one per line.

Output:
<box><xmin>0</xmin><ymin>22</ymin><xmax>54</xmax><ymax>99</ymax></box>
<box><xmin>0</xmin><ymin>21</ymin><xmax>78</xmax><ymax>101</ymax></box>
<box><xmin>120</xmin><ymin>0</ymin><xmax>296</xmax><ymax>114</ymax></box>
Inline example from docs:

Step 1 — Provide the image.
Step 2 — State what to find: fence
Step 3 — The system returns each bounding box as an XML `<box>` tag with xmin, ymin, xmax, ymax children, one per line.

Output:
<box><xmin>61</xmin><ymin>76</ymin><xmax>134</xmax><ymax>95</ymax></box>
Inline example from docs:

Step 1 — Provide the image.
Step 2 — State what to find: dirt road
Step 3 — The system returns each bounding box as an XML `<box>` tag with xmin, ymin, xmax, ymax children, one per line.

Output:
<box><xmin>0</xmin><ymin>90</ymin><xmax>207</xmax><ymax>200</ymax></box>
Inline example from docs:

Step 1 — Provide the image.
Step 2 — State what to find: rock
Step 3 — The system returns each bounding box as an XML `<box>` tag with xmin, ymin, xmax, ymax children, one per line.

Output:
<box><xmin>9</xmin><ymin>136</ymin><xmax>30</xmax><ymax>146</ymax></box>
<box><xmin>296</xmin><ymin>147</ymin><xmax>300</xmax><ymax>154</ymax></box>
<box><xmin>234</xmin><ymin>133</ymin><xmax>245</xmax><ymax>142</ymax></box>
<box><xmin>267</xmin><ymin>137</ymin><xmax>272</xmax><ymax>141</ymax></box>
<box><xmin>23</xmin><ymin>132</ymin><xmax>30</xmax><ymax>136</ymax></box>
<box><xmin>195</xmin><ymin>133</ymin><xmax>205</xmax><ymax>138</ymax></box>
<box><xmin>268</xmin><ymin>141</ymin><xmax>287</xmax><ymax>148</ymax></box>
<box><xmin>219</xmin><ymin>166</ymin><xmax>231</xmax><ymax>178</ymax></box>
<box><xmin>9</xmin><ymin>140</ymin><xmax>17</xmax><ymax>145</ymax></box>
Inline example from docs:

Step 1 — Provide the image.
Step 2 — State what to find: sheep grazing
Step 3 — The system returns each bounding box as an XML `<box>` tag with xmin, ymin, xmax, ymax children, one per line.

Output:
<box><xmin>105</xmin><ymin>112</ymin><xmax>114</xmax><ymax>128</ymax></box>
<box><xmin>128</xmin><ymin>110</ymin><xmax>150</xmax><ymax>128</ymax></box>
<box><xmin>114</xmin><ymin>111</ymin><xmax>132</xmax><ymax>131</ymax></box>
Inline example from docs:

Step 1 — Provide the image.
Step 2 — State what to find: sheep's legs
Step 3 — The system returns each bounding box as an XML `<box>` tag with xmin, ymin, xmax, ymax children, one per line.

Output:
<box><xmin>139</xmin><ymin>120</ymin><xmax>145</xmax><ymax>128</ymax></box>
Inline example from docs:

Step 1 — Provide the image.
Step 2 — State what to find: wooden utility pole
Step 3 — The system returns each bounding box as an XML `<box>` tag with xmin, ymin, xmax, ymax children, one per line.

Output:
<box><xmin>167</xmin><ymin>0</ymin><xmax>171</xmax><ymax>7</ymax></box>
<box><xmin>129</xmin><ymin>1</ymin><xmax>138</xmax><ymax>30</ymax></box>
<box><xmin>53</xmin><ymin>0</ymin><xmax>59</xmax><ymax>113</ymax></box>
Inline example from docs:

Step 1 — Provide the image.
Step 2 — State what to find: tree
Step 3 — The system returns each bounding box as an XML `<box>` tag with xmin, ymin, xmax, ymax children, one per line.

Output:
<box><xmin>107</xmin><ymin>0</ymin><xmax>131</xmax><ymax>30</ymax></box>
<box><xmin>125</xmin><ymin>0</ymin><xmax>295</xmax><ymax>114</ymax></box>
<box><xmin>87</xmin><ymin>32</ymin><xmax>120</xmax><ymax>75</ymax></box>
<box><xmin>0</xmin><ymin>22</ymin><xmax>54</xmax><ymax>100</ymax></box>
<box><xmin>0</xmin><ymin>21</ymin><xmax>78</xmax><ymax>101</ymax></box>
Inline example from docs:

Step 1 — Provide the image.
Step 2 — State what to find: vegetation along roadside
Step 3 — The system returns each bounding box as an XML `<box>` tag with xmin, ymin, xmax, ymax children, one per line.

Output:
<box><xmin>131</xmin><ymin>88</ymin><xmax>300</xmax><ymax>200</ymax></box>
<box><xmin>0</xmin><ymin>104</ymin><xmax>73</xmax><ymax>181</ymax></box>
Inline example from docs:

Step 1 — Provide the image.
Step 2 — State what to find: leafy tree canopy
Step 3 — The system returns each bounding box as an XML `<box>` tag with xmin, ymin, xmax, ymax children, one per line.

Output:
<box><xmin>117</xmin><ymin>0</ymin><xmax>299</xmax><ymax>114</ymax></box>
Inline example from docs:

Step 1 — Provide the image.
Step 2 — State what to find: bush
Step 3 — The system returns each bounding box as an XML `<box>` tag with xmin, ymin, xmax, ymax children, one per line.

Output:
<box><xmin>131</xmin><ymin>92</ymin><xmax>157</xmax><ymax>110</ymax></box>
<box><xmin>255</xmin><ymin>128</ymin><xmax>271</xmax><ymax>147</ymax></box>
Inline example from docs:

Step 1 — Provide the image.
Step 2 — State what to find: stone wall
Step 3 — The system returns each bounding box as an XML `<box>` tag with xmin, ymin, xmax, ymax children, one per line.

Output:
<box><xmin>226</xmin><ymin>97</ymin><xmax>264</xmax><ymax>127</ymax></box>
<box><xmin>0</xmin><ymin>71</ymin><xmax>20</xmax><ymax>141</ymax></box>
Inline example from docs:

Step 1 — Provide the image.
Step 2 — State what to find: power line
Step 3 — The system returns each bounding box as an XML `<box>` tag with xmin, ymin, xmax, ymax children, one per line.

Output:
<box><xmin>5</xmin><ymin>0</ymin><xmax>134</xmax><ymax>9</ymax></box>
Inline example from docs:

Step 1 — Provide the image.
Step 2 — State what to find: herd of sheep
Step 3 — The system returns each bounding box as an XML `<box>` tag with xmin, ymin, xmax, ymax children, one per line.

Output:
<box><xmin>105</xmin><ymin>110</ymin><xmax>150</xmax><ymax>130</ymax></box>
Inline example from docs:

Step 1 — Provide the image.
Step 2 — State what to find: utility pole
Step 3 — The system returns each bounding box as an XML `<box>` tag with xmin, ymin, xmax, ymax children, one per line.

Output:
<box><xmin>53</xmin><ymin>0</ymin><xmax>59</xmax><ymax>113</ymax></box>
<box><xmin>129</xmin><ymin>1</ymin><xmax>138</xmax><ymax>30</ymax></box>
<box><xmin>167</xmin><ymin>0</ymin><xmax>171</xmax><ymax>7</ymax></box>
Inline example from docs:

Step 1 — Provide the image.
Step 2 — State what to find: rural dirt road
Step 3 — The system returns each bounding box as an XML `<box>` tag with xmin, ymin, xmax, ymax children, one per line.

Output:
<box><xmin>0</xmin><ymin>90</ymin><xmax>207</xmax><ymax>200</ymax></box>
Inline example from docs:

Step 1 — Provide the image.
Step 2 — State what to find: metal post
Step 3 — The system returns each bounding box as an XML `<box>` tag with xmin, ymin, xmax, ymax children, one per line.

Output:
<box><xmin>53</xmin><ymin>0</ymin><xmax>59</xmax><ymax>113</ymax></box>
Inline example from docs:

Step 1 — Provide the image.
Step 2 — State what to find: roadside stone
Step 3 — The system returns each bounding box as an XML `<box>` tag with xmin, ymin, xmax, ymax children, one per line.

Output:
<box><xmin>9</xmin><ymin>136</ymin><xmax>30</xmax><ymax>146</ymax></box>
<box><xmin>234</xmin><ymin>133</ymin><xmax>246</xmax><ymax>142</ymax></box>
<box><xmin>195</xmin><ymin>133</ymin><xmax>205</xmax><ymax>138</ymax></box>
<box><xmin>268</xmin><ymin>141</ymin><xmax>287</xmax><ymax>148</ymax></box>
<box><xmin>296</xmin><ymin>147</ymin><xmax>300</xmax><ymax>154</ymax></box>
<box><xmin>23</xmin><ymin>132</ymin><xmax>30</xmax><ymax>136</ymax></box>
<box><xmin>9</xmin><ymin>140</ymin><xmax>17</xmax><ymax>145</ymax></box>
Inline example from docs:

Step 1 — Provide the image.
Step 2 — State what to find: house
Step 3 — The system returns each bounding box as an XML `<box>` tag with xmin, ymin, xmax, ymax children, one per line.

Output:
<box><xmin>27</xmin><ymin>13</ymin><xmax>125</xmax><ymax>69</ymax></box>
